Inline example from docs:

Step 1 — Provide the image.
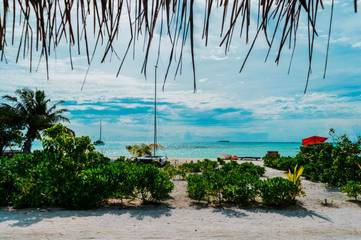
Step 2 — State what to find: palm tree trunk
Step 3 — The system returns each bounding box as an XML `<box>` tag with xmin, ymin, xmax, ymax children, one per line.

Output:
<box><xmin>0</xmin><ymin>145</ymin><xmax>4</xmax><ymax>156</ymax></box>
<box><xmin>23</xmin><ymin>129</ymin><xmax>34</xmax><ymax>153</ymax></box>
<box><xmin>23</xmin><ymin>138</ymin><xmax>32</xmax><ymax>153</ymax></box>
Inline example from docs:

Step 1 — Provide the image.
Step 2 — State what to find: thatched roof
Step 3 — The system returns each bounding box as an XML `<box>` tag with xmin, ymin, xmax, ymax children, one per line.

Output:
<box><xmin>0</xmin><ymin>1</ymin><xmax>358</xmax><ymax>92</ymax></box>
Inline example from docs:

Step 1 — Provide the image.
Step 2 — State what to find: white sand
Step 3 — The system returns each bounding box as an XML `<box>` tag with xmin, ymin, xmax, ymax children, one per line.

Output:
<box><xmin>0</xmin><ymin>160</ymin><xmax>360</xmax><ymax>240</ymax></box>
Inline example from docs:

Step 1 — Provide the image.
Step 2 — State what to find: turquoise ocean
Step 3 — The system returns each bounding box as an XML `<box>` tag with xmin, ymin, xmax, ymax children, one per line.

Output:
<box><xmin>93</xmin><ymin>141</ymin><xmax>301</xmax><ymax>158</ymax></box>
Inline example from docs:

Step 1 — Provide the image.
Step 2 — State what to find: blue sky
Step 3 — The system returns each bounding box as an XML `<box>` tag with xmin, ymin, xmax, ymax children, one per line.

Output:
<box><xmin>0</xmin><ymin>1</ymin><xmax>360</xmax><ymax>143</ymax></box>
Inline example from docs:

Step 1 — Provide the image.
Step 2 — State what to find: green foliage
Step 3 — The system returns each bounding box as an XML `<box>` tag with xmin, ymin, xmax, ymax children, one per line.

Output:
<box><xmin>186</xmin><ymin>174</ymin><xmax>207</xmax><ymax>201</ymax></box>
<box><xmin>179</xmin><ymin>159</ymin><xmax>219</xmax><ymax>177</ymax></box>
<box><xmin>42</xmin><ymin>124</ymin><xmax>96</xmax><ymax>160</ymax></box>
<box><xmin>0</xmin><ymin>125</ymin><xmax>174</xmax><ymax>209</ymax></box>
<box><xmin>222</xmin><ymin>161</ymin><xmax>265</xmax><ymax>177</ymax></box>
<box><xmin>0</xmin><ymin>106</ymin><xmax>23</xmax><ymax>155</ymax></box>
<box><xmin>341</xmin><ymin>181</ymin><xmax>361</xmax><ymax>200</ymax></box>
<box><xmin>132</xmin><ymin>163</ymin><xmax>174</xmax><ymax>201</ymax></box>
<box><xmin>298</xmin><ymin>143</ymin><xmax>334</xmax><ymax>183</ymax></box>
<box><xmin>0</xmin><ymin>154</ymin><xmax>35</xmax><ymax>206</ymax></box>
<box><xmin>263</xmin><ymin>155</ymin><xmax>302</xmax><ymax>171</ymax></box>
<box><xmin>125</xmin><ymin>143</ymin><xmax>163</xmax><ymax>157</ymax></box>
<box><xmin>222</xmin><ymin>174</ymin><xmax>259</xmax><ymax>205</ymax></box>
<box><xmin>161</xmin><ymin>162</ymin><xmax>180</xmax><ymax>179</ymax></box>
<box><xmin>2</xmin><ymin>88</ymin><xmax>69</xmax><ymax>153</ymax></box>
<box><xmin>259</xmin><ymin>177</ymin><xmax>301</xmax><ymax>207</ymax></box>
<box><xmin>264</xmin><ymin>134</ymin><xmax>361</xmax><ymax>187</ymax></box>
<box><xmin>217</xmin><ymin>158</ymin><xmax>226</xmax><ymax>165</ymax></box>
<box><xmin>186</xmin><ymin>161</ymin><xmax>266</xmax><ymax>206</ymax></box>
<box><xmin>286</xmin><ymin>165</ymin><xmax>304</xmax><ymax>187</ymax></box>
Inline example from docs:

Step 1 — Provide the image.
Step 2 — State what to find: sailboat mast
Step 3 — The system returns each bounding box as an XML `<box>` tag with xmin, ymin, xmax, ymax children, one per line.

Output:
<box><xmin>100</xmin><ymin>120</ymin><xmax>102</xmax><ymax>141</ymax></box>
<box><xmin>153</xmin><ymin>66</ymin><xmax>157</xmax><ymax>157</ymax></box>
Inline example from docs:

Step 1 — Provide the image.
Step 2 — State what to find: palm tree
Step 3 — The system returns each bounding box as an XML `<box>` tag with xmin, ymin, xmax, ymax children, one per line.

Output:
<box><xmin>2</xmin><ymin>88</ymin><xmax>69</xmax><ymax>153</ymax></box>
<box><xmin>126</xmin><ymin>143</ymin><xmax>164</xmax><ymax>157</ymax></box>
<box><xmin>0</xmin><ymin>106</ymin><xmax>23</xmax><ymax>156</ymax></box>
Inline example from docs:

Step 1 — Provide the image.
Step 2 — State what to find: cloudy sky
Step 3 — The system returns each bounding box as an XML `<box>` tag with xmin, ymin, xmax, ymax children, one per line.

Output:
<box><xmin>0</xmin><ymin>1</ymin><xmax>360</xmax><ymax>143</ymax></box>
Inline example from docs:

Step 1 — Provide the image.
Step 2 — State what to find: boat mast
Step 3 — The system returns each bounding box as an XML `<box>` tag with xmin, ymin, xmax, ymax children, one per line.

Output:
<box><xmin>153</xmin><ymin>66</ymin><xmax>157</xmax><ymax>157</ymax></box>
<box><xmin>99</xmin><ymin>120</ymin><xmax>102</xmax><ymax>141</ymax></box>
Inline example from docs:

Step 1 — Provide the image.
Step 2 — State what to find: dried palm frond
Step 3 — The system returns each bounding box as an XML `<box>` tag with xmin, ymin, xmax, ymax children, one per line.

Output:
<box><xmin>0</xmin><ymin>1</ymin><xmax>358</xmax><ymax>92</ymax></box>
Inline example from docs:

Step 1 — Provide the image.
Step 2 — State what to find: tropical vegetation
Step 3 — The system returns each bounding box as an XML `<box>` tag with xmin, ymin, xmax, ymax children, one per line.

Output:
<box><xmin>126</xmin><ymin>143</ymin><xmax>164</xmax><ymax>157</ymax></box>
<box><xmin>2</xmin><ymin>88</ymin><xmax>69</xmax><ymax>153</ymax></box>
<box><xmin>341</xmin><ymin>181</ymin><xmax>361</xmax><ymax>201</ymax></box>
<box><xmin>0</xmin><ymin>106</ymin><xmax>23</xmax><ymax>156</ymax></box>
<box><xmin>1</xmin><ymin>89</ymin><xmax>68</xmax><ymax>154</ymax></box>
<box><xmin>264</xmin><ymin>134</ymin><xmax>361</xmax><ymax>187</ymax></box>
<box><xmin>0</xmin><ymin>124</ymin><xmax>174</xmax><ymax>209</ymax></box>
<box><xmin>185</xmin><ymin>160</ymin><xmax>303</xmax><ymax>207</ymax></box>
<box><xmin>259</xmin><ymin>177</ymin><xmax>302</xmax><ymax>207</ymax></box>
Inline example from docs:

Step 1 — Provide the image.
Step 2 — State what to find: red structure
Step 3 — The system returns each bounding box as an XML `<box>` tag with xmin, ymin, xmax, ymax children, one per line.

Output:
<box><xmin>302</xmin><ymin>136</ymin><xmax>328</xmax><ymax>146</ymax></box>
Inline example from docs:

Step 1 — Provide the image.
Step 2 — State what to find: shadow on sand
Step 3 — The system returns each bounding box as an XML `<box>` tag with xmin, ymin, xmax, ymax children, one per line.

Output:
<box><xmin>0</xmin><ymin>200</ymin><xmax>335</xmax><ymax>228</ymax></box>
<box><xmin>0</xmin><ymin>204</ymin><xmax>174</xmax><ymax>228</ymax></box>
<box><xmin>247</xmin><ymin>204</ymin><xmax>332</xmax><ymax>222</ymax></box>
<box><xmin>348</xmin><ymin>200</ymin><xmax>361</xmax><ymax>207</ymax></box>
<box><xmin>190</xmin><ymin>201</ymin><xmax>332</xmax><ymax>222</ymax></box>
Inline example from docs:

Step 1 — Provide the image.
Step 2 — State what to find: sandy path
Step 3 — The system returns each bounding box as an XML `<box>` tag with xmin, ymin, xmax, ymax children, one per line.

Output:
<box><xmin>0</xmin><ymin>161</ymin><xmax>360</xmax><ymax>240</ymax></box>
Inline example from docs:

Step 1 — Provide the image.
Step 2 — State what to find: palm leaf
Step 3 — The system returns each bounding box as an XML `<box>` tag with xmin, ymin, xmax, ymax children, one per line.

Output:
<box><xmin>0</xmin><ymin>1</ymin><xmax>357</xmax><ymax>91</ymax></box>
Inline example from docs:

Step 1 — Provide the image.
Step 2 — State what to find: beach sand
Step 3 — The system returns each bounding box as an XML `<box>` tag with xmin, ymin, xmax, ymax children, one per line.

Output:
<box><xmin>0</xmin><ymin>160</ymin><xmax>360</xmax><ymax>240</ymax></box>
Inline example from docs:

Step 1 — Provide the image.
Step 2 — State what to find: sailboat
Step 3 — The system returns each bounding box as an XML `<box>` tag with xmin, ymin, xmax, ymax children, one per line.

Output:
<box><xmin>136</xmin><ymin>66</ymin><xmax>167</xmax><ymax>166</ymax></box>
<box><xmin>94</xmin><ymin>120</ymin><xmax>105</xmax><ymax>146</ymax></box>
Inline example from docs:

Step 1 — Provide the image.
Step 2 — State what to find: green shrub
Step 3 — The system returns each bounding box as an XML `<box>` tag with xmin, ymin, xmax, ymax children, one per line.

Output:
<box><xmin>2</xmin><ymin>151</ymin><xmax>111</xmax><ymax>209</ymax></box>
<box><xmin>259</xmin><ymin>177</ymin><xmax>301</xmax><ymax>207</ymax></box>
<box><xmin>0</xmin><ymin>125</ymin><xmax>174</xmax><ymax>209</ymax></box>
<box><xmin>178</xmin><ymin>159</ymin><xmax>219</xmax><ymax>177</ymax></box>
<box><xmin>161</xmin><ymin>161</ymin><xmax>180</xmax><ymax>179</ymax></box>
<box><xmin>186</xmin><ymin>174</ymin><xmax>207</xmax><ymax>201</ymax></box>
<box><xmin>133</xmin><ymin>163</ymin><xmax>174</xmax><ymax>201</ymax></box>
<box><xmin>203</xmin><ymin>169</ymin><xmax>227</xmax><ymax>204</ymax></box>
<box><xmin>263</xmin><ymin>155</ymin><xmax>279</xmax><ymax>169</ymax></box>
<box><xmin>104</xmin><ymin>161</ymin><xmax>137</xmax><ymax>200</ymax></box>
<box><xmin>61</xmin><ymin>167</ymin><xmax>110</xmax><ymax>209</ymax></box>
<box><xmin>223</xmin><ymin>174</ymin><xmax>260</xmax><ymax>205</ymax></box>
<box><xmin>236</xmin><ymin>162</ymin><xmax>265</xmax><ymax>177</ymax></box>
<box><xmin>341</xmin><ymin>181</ymin><xmax>361</xmax><ymax>200</ymax></box>
<box><xmin>264</xmin><ymin>135</ymin><xmax>361</xmax><ymax>187</ymax></box>
<box><xmin>263</xmin><ymin>155</ymin><xmax>301</xmax><ymax>171</ymax></box>
<box><xmin>217</xmin><ymin>158</ymin><xmax>226</xmax><ymax>165</ymax></box>
<box><xmin>0</xmin><ymin>153</ymin><xmax>42</xmax><ymax>207</ymax></box>
<box><xmin>186</xmin><ymin>162</ymin><xmax>262</xmax><ymax>205</ymax></box>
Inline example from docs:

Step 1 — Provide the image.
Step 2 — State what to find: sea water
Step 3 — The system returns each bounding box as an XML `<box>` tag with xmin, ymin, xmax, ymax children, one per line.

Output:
<box><xmin>94</xmin><ymin>141</ymin><xmax>301</xmax><ymax>158</ymax></box>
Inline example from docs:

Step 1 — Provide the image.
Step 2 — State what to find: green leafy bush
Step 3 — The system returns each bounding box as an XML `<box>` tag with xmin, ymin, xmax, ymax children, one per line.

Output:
<box><xmin>341</xmin><ymin>181</ymin><xmax>361</xmax><ymax>200</ymax></box>
<box><xmin>264</xmin><ymin>135</ymin><xmax>361</xmax><ymax>187</ymax></box>
<box><xmin>186</xmin><ymin>174</ymin><xmax>207</xmax><ymax>201</ymax></box>
<box><xmin>0</xmin><ymin>153</ymin><xmax>40</xmax><ymax>206</ymax></box>
<box><xmin>222</xmin><ymin>161</ymin><xmax>265</xmax><ymax>177</ymax></box>
<box><xmin>0</xmin><ymin>125</ymin><xmax>174</xmax><ymax>209</ymax></box>
<box><xmin>186</xmin><ymin>160</ymin><xmax>300</xmax><ymax>207</ymax></box>
<box><xmin>186</xmin><ymin>161</ymin><xmax>263</xmax><ymax>205</ymax></box>
<box><xmin>133</xmin><ymin>163</ymin><xmax>174</xmax><ymax>201</ymax></box>
<box><xmin>161</xmin><ymin>161</ymin><xmax>180</xmax><ymax>179</ymax></box>
<box><xmin>259</xmin><ymin>177</ymin><xmax>301</xmax><ymax>207</ymax></box>
<box><xmin>263</xmin><ymin>155</ymin><xmax>302</xmax><ymax>171</ymax></box>
<box><xmin>179</xmin><ymin>159</ymin><xmax>219</xmax><ymax>177</ymax></box>
<box><xmin>222</xmin><ymin>174</ymin><xmax>259</xmax><ymax>205</ymax></box>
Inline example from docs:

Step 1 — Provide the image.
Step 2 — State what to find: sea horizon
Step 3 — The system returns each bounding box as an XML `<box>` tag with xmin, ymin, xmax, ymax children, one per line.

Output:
<box><xmin>92</xmin><ymin>141</ymin><xmax>302</xmax><ymax>158</ymax></box>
